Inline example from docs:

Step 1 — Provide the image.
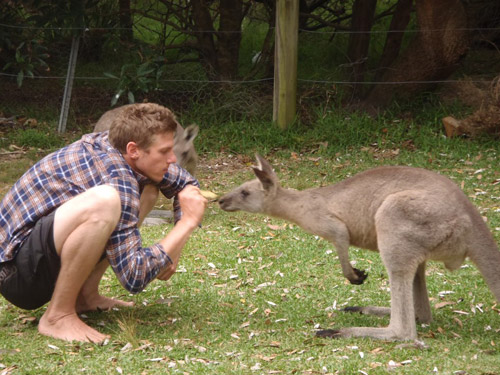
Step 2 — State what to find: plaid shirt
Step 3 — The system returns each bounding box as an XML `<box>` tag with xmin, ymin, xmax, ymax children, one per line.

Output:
<box><xmin>0</xmin><ymin>132</ymin><xmax>199</xmax><ymax>293</ymax></box>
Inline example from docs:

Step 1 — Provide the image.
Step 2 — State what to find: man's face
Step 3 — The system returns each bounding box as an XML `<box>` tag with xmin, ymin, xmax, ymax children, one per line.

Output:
<box><xmin>134</xmin><ymin>132</ymin><xmax>177</xmax><ymax>182</ymax></box>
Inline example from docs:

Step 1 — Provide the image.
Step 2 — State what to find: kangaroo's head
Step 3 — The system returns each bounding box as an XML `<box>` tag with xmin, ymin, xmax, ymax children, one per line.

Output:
<box><xmin>94</xmin><ymin>105</ymin><xmax>199</xmax><ymax>177</ymax></box>
<box><xmin>174</xmin><ymin>123</ymin><xmax>199</xmax><ymax>176</ymax></box>
<box><xmin>219</xmin><ymin>154</ymin><xmax>279</xmax><ymax>213</ymax></box>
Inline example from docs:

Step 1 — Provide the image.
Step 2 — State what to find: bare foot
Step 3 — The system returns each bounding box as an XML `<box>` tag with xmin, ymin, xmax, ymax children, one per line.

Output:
<box><xmin>76</xmin><ymin>294</ymin><xmax>134</xmax><ymax>313</ymax></box>
<box><xmin>39</xmin><ymin>311</ymin><xmax>109</xmax><ymax>343</ymax></box>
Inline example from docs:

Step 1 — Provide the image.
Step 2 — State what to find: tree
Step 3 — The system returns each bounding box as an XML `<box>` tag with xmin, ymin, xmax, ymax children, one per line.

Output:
<box><xmin>133</xmin><ymin>0</ymin><xmax>251</xmax><ymax>81</ymax></box>
<box><xmin>364</xmin><ymin>0</ymin><xmax>469</xmax><ymax>109</ymax></box>
<box><xmin>346</xmin><ymin>0</ymin><xmax>377</xmax><ymax>96</ymax></box>
<box><xmin>119</xmin><ymin>0</ymin><xmax>133</xmax><ymax>42</ymax></box>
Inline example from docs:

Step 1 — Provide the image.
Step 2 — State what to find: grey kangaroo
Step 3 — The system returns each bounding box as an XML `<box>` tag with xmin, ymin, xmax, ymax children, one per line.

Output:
<box><xmin>218</xmin><ymin>154</ymin><xmax>500</xmax><ymax>341</ymax></box>
<box><xmin>94</xmin><ymin>104</ymin><xmax>199</xmax><ymax>176</ymax></box>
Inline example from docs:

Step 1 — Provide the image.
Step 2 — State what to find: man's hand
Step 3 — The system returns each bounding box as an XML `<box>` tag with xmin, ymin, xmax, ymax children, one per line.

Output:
<box><xmin>156</xmin><ymin>261</ymin><xmax>177</xmax><ymax>281</ymax></box>
<box><xmin>178</xmin><ymin>185</ymin><xmax>207</xmax><ymax>229</ymax></box>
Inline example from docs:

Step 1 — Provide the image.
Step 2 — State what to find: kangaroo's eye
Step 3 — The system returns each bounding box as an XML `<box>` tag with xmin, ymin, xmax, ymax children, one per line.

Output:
<box><xmin>241</xmin><ymin>190</ymin><xmax>250</xmax><ymax>198</ymax></box>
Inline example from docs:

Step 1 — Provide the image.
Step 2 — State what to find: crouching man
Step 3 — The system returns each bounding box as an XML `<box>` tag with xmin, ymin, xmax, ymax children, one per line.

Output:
<box><xmin>0</xmin><ymin>103</ymin><xmax>207</xmax><ymax>343</ymax></box>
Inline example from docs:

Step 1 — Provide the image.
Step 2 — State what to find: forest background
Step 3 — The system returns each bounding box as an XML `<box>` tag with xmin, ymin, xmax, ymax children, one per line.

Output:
<box><xmin>1</xmin><ymin>0</ymin><xmax>500</xmax><ymax>140</ymax></box>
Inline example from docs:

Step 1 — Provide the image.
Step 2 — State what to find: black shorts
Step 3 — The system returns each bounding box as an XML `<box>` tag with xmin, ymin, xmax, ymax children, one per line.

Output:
<box><xmin>0</xmin><ymin>211</ymin><xmax>61</xmax><ymax>310</ymax></box>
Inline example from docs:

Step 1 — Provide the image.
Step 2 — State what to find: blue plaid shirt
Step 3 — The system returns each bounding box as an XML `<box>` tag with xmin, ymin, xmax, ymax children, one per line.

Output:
<box><xmin>0</xmin><ymin>132</ymin><xmax>199</xmax><ymax>293</ymax></box>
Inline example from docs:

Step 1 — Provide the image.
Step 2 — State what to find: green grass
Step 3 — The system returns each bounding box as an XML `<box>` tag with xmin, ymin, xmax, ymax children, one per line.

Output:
<box><xmin>1</xmin><ymin>103</ymin><xmax>500</xmax><ymax>374</ymax></box>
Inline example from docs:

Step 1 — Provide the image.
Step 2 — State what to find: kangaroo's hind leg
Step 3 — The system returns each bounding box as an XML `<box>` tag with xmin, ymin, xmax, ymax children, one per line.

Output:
<box><xmin>341</xmin><ymin>262</ymin><xmax>430</xmax><ymax>322</ymax></box>
<box><xmin>318</xmin><ymin>254</ymin><xmax>419</xmax><ymax>340</ymax></box>
<box><xmin>318</xmin><ymin>195</ymin><xmax>430</xmax><ymax>340</ymax></box>
<box><xmin>413</xmin><ymin>262</ymin><xmax>432</xmax><ymax>324</ymax></box>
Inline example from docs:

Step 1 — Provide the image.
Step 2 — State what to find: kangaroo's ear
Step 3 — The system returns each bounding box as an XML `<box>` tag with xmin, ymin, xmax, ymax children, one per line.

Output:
<box><xmin>184</xmin><ymin>124</ymin><xmax>199</xmax><ymax>142</ymax></box>
<box><xmin>253</xmin><ymin>154</ymin><xmax>278</xmax><ymax>191</ymax></box>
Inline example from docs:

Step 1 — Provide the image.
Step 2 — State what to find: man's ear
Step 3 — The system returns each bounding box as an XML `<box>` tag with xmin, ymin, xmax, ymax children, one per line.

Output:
<box><xmin>125</xmin><ymin>141</ymin><xmax>140</xmax><ymax>159</ymax></box>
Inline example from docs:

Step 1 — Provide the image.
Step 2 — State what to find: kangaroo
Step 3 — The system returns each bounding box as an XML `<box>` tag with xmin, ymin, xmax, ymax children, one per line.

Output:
<box><xmin>218</xmin><ymin>154</ymin><xmax>500</xmax><ymax>341</ymax></box>
<box><xmin>94</xmin><ymin>104</ymin><xmax>199</xmax><ymax>176</ymax></box>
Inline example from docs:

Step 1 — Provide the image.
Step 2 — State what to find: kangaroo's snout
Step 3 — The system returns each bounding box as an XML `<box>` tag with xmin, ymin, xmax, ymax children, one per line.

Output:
<box><xmin>218</xmin><ymin>196</ymin><xmax>233</xmax><ymax>211</ymax></box>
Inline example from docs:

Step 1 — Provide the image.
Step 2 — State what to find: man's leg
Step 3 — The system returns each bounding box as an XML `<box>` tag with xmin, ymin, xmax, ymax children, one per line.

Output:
<box><xmin>76</xmin><ymin>257</ymin><xmax>134</xmax><ymax>313</ymax></box>
<box><xmin>38</xmin><ymin>185</ymin><xmax>122</xmax><ymax>343</ymax></box>
<box><xmin>76</xmin><ymin>184</ymin><xmax>158</xmax><ymax>313</ymax></box>
<box><xmin>138</xmin><ymin>184</ymin><xmax>159</xmax><ymax>227</ymax></box>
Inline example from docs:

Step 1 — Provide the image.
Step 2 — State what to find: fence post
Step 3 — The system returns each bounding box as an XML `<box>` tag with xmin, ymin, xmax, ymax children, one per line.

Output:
<box><xmin>273</xmin><ymin>0</ymin><xmax>299</xmax><ymax>129</ymax></box>
<box><xmin>58</xmin><ymin>35</ymin><xmax>80</xmax><ymax>133</ymax></box>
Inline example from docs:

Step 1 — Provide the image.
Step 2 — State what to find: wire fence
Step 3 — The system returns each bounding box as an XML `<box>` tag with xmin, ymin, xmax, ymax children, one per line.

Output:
<box><xmin>1</xmin><ymin>22</ymin><xmax>499</xmax><ymax>131</ymax></box>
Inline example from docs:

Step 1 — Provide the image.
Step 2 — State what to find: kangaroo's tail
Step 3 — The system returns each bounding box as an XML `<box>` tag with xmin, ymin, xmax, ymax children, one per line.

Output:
<box><xmin>467</xmin><ymin>228</ymin><xmax>500</xmax><ymax>303</ymax></box>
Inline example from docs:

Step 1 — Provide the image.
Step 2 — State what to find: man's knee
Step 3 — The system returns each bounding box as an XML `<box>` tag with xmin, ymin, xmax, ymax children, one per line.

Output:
<box><xmin>56</xmin><ymin>185</ymin><xmax>121</xmax><ymax>231</ymax></box>
<box><xmin>85</xmin><ymin>185</ymin><xmax>121</xmax><ymax>223</ymax></box>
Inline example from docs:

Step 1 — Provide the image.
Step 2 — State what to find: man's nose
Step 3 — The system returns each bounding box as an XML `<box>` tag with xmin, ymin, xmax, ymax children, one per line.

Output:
<box><xmin>168</xmin><ymin>151</ymin><xmax>177</xmax><ymax>164</ymax></box>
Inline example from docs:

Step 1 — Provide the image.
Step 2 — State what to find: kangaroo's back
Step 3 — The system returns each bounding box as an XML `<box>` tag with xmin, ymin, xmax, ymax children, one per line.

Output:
<box><xmin>93</xmin><ymin>105</ymin><xmax>127</xmax><ymax>132</ymax></box>
<box><xmin>315</xmin><ymin>166</ymin><xmax>485</xmax><ymax>249</ymax></box>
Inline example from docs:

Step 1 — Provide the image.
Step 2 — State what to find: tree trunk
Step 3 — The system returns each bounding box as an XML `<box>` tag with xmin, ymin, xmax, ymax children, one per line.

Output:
<box><xmin>347</xmin><ymin>0</ymin><xmax>377</xmax><ymax>96</ymax></box>
<box><xmin>191</xmin><ymin>0</ymin><xmax>218</xmax><ymax>79</ymax></box>
<box><xmin>375</xmin><ymin>0</ymin><xmax>413</xmax><ymax>81</ymax></box>
<box><xmin>217</xmin><ymin>0</ymin><xmax>244</xmax><ymax>80</ymax></box>
<box><xmin>118</xmin><ymin>0</ymin><xmax>133</xmax><ymax>42</ymax></box>
<box><xmin>364</xmin><ymin>0</ymin><xmax>469</xmax><ymax>109</ymax></box>
<box><xmin>191</xmin><ymin>0</ymin><xmax>245</xmax><ymax>80</ymax></box>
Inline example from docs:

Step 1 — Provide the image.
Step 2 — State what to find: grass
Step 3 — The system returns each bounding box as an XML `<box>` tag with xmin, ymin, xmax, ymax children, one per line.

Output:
<box><xmin>1</xmin><ymin>106</ymin><xmax>499</xmax><ymax>374</ymax></box>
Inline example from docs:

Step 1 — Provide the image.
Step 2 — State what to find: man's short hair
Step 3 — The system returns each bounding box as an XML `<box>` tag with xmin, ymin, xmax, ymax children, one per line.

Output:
<box><xmin>108</xmin><ymin>103</ymin><xmax>179</xmax><ymax>153</ymax></box>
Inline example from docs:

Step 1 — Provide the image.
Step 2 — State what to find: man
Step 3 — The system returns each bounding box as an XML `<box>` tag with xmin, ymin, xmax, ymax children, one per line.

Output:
<box><xmin>0</xmin><ymin>103</ymin><xmax>207</xmax><ymax>343</ymax></box>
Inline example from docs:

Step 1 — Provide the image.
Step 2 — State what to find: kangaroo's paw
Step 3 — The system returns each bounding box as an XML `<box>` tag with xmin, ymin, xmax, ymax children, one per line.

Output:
<box><xmin>316</xmin><ymin>329</ymin><xmax>342</xmax><ymax>338</ymax></box>
<box><xmin>349</xmin><ymin>268</ymin><xmax>368</xmax><ymax>285</ymax></box>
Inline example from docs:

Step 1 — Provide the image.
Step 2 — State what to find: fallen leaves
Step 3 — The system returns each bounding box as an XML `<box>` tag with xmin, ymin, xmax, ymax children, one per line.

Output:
<box><xmin>435</xmin><ymin>301</ymin><xmax>455</xmax><ymax>309</ymax></box>
<box><xmin>17</xmin><ymin>314</ymin><xmax>37</xmax><ymax>324</ymax></box>
<box><xmin>0</xmin><ymin>365</ymin><xmax>18</xmax><ymax>375</ymax></box>
<box><xmin>269</xmin><ymin>341</ymin><xmax>281</xmax><ymax>348</ymax></box>
<box><xmin>453</xmin><ymin>317</ymin><xmax>464</xmax><ymax>328</ymax></box>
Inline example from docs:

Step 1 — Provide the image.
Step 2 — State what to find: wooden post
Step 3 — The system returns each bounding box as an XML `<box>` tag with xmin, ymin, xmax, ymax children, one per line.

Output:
<box><xmin>273</xmin><ymin>0</ymin><xmax>299</xmax><ymax>129</ymax></box>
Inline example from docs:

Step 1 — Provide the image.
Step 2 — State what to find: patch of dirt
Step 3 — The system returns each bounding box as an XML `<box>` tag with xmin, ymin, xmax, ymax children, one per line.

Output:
<box><xmin>196</xmin><ymin>152</ymin><xmax>255</xmax><ymax>197</ymax></box>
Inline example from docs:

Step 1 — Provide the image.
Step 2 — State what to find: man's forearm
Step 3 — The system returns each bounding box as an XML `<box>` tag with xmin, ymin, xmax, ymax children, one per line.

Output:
<box><xmin>156</xmin><ymin>218</ymin><xmax>198</xmax><ymax>280</ymax></box>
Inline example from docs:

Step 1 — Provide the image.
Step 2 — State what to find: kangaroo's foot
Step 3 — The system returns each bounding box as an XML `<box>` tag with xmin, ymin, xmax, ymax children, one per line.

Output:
<box><xmin>316</xmin><ymin>325</ymin><xmax>416</xmax><ymax>341</ymax></box>
<box><xmin>342</xmin><ymin>306</ymin><xmax>391</xmax><ymax>317</ymax></box>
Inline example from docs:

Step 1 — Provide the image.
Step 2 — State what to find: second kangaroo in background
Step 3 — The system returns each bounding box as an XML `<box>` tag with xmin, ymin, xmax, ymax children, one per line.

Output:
<box><xmin>218</xmin><ymin>154</ymin><xmax>500</xmax><ymax>341</ymax></box>
<box><xmin>94</xmin><ymin>104</ymin><xmax>199</xmax><ymax>176</ymax></box>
